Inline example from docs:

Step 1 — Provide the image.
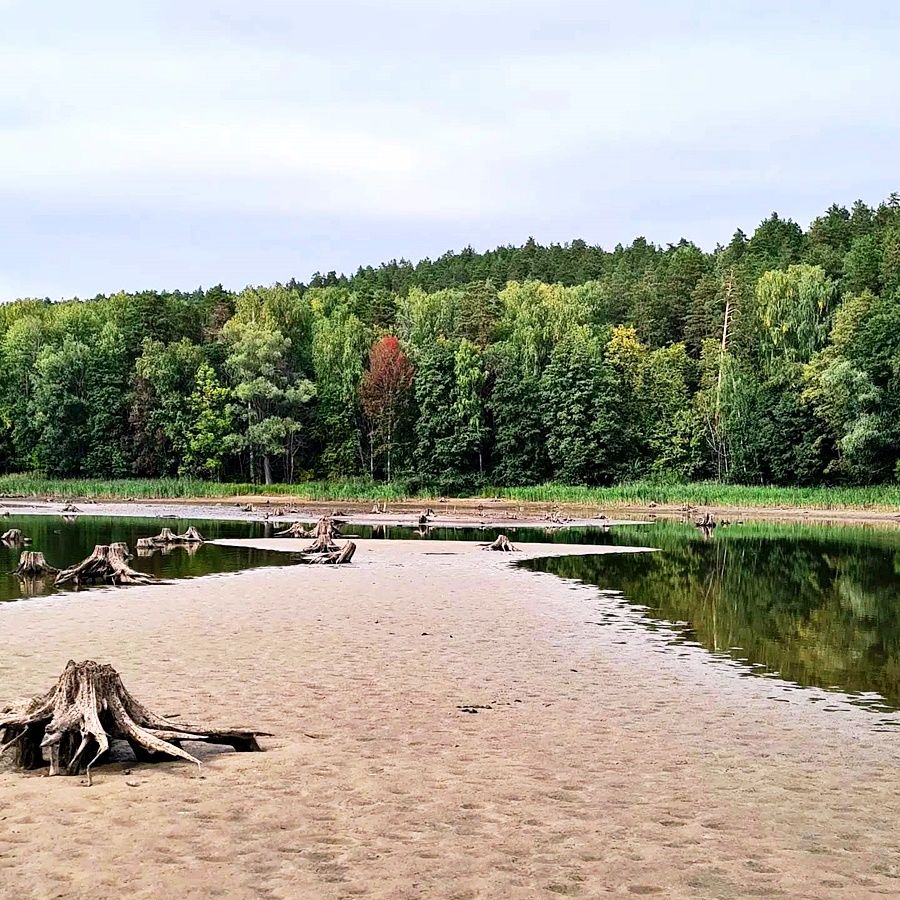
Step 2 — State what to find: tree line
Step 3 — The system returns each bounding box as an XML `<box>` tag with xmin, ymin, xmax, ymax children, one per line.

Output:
<box><xmin>2</xmin><ymin>193</ymin><xmax>899</xmax><ymax>490</ymax></box>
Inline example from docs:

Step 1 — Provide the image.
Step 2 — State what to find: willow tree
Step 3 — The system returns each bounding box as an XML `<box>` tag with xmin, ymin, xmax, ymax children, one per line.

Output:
<box><xmin>755</xmin><ymin>264</ymin><xmax>836</xmax><ymax>367</ymax></box>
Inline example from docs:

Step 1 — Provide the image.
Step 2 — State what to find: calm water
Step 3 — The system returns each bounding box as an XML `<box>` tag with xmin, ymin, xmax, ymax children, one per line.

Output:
<box><xmin>524</xmin><ymin>521</ymin><xmax>900</xmax><ymax>712</ymax></box>
<box><xmin>5</xmin><ymin>513</ymin><xmax>900</xmax><ymax>712</ymax></box>
<box><xmin>0</xmin><ymin>515</ymin><xmax>303</xmax><ymax>601</ymax></box>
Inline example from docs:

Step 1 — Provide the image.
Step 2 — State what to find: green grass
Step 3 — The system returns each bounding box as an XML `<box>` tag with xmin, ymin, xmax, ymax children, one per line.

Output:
<box><xmin>1</xmin><ymin>473</ymin><xmax>899</xmax><ymax>510</ymax></box>
<box><xmin>0</xmin><ymin>474</ymin><xmax>415</xmax><ymax>502</ymax></box>
<box><xmin>484</xmin><ymin>481</ymin><xmax>900</xmax><ymax>510</ymax></box>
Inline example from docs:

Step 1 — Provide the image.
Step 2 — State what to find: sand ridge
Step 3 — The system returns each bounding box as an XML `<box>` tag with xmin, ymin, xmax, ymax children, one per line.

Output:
<box><xmin>0</xmin><ymin>538</ymin><xmax>898</xmax><ymax>898</ymax></box>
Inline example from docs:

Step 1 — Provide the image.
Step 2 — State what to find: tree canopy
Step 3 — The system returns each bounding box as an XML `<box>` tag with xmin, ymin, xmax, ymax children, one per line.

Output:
<box><xmin>3</xmin><ymin>194</ymin><xmax>900</xmax><ymax>488</ymax></box>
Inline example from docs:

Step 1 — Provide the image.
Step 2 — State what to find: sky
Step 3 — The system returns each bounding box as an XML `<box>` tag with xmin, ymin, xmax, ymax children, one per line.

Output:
<box><xmin>0</xmin><ymin>0</ymin><xmax>898</xmax><ymax>301</ymax></box>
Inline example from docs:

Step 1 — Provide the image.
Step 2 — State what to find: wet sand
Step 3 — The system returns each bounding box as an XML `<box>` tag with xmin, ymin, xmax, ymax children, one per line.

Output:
<box><xmin>1</xmin><ymin>538</ymin><xmax>899</xmax><ymax>898</ymax></box>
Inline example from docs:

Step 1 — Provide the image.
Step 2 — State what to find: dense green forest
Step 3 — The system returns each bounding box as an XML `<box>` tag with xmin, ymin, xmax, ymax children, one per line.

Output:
<box><xmin>2</xmin><ymin>194</ymin><xmax>899</xmax><ymax>491</ymax></box>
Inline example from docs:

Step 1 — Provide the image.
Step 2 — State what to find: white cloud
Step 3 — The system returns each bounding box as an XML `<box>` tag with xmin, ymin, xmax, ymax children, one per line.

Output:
<box><xmin>0</xmin><ymin>0</ymin><xmax>898</xmax><ymax>298</ymax></box>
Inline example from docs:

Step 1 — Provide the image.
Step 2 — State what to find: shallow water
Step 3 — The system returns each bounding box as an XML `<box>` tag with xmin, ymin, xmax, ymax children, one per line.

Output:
<box><xmin>0</xmin><ymin>515</ymin><xmax>302</xmax><ymax>601</ymax></box>
<box><xmin>6</xmin><ymin>514</ymin><xmax>900</xmax><ymax>712</ymax></box>
<box><xmin>524</xmin><ymin>520</ymin><xmax>900</xmax><ymax>712</ymax></box>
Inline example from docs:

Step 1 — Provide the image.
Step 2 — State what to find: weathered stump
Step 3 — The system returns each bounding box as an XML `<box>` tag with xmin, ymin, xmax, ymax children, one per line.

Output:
<box><xmin>14</xmin><ymin>551</ymin><xmax>58</xmax><ymax>577</ymax></box>
<box><xmin>275</xmin><ymin>521</ymin><xmax>315</xmax><ymax>538</ymax></box>
<box><xmin>695</xmin><ymin>512</ymin><xmax>716</xmax><ymax>530</ymax></box>
<box><xmin>138</xmin><ymin>526</ymin><xmax>206</xmax><ymax>549</ymax></box>
<box><xmin>55</xmin><ymin>544</ymin><xmax>156</xmax><ymax>587</ymax></box>
<box><xmin>278</xmin><ymin>515</ymin><xmax>341</xmax><ymax>541</ymax></box>
<box><xmin>304</xmin><ymin>534</ymin><xmax>340</xmax><ymax>554</ymax></box>
<box><xmin>1</xmin><ymin>529</ymin><xmax>31</xmax><ymax>545</ymax></box>
<box><xmin>61</xmin><ymin>503</ymin><xmax>81</xmax><ymax>513</ymax></box>
<box><xmin>483</xmin><ymin>535</ymin><xmax>518</xmax><ymax>552</ymax></box>
<box><xmin>0</xmin><ymin>660</ymin><xmax>268</xmax><ymax>782</ymax></box>
<box><xmin>308</xmin><ymin>541</ymin><xmax>356</xmax><ymax>564</ymax></box>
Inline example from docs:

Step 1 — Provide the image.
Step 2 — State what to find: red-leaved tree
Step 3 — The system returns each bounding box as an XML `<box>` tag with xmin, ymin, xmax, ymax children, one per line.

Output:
<box><xmin>359</xmin><ymin>336</ymin><xmax>414</xmax><ymax>481</ymax></box>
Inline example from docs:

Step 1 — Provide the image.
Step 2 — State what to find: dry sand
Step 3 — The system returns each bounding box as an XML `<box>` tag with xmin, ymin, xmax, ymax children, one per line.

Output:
<box><xmin>1</xmin><ymin>538</ymin><xmax>899</xmax><ymax>899</ymax></box>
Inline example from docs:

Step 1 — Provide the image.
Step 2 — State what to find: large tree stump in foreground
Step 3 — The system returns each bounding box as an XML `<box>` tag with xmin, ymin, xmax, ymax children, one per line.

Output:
<box><xmin>483</xmin><ymin>535</ymin><xmax>518</xmax><ymax>552</ymax></box>
<box><xmin>55</xmin><ymin>544</ymin><xmax>157</xmax><ymax>587</ymax></box>
<box><xmin>14</xmin><ymin>551</ymin><xmax>58</xmax><ymax>577</ymax></box>
<box><xmin>0</xmin><ymin>660</ymin><xmax>267</xmax><ymax>783</ymax></box>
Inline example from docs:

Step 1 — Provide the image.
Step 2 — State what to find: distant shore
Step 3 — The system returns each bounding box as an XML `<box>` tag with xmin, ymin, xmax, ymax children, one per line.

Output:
<box><xmin>2</xmin><ymin>492</ymin><xmax>900</xmax><ymax>529</ymax></box>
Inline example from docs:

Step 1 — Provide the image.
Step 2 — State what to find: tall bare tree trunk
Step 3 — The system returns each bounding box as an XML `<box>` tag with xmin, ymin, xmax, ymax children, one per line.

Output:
<box><xmin>713</xmin><ymin>268</ymin><xmax>735</xmax><ymax>480</ymax></box>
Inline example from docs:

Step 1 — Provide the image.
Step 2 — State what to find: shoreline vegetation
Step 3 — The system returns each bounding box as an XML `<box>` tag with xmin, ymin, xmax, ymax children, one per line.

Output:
<box><xmin>2</xmin><ymin>474</ymin><xmax>900</xmax><ymax>511</ymax></box>
<box><xmin>3</xmin><ymin>196</ymin><xmax>900</xmax><ymax>499</ymax></box>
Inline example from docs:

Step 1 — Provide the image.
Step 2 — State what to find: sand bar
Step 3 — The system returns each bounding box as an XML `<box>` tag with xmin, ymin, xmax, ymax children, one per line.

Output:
<box><xmin>1</xmin><ymin>537</ymin><xmax>899</xmax><ymax>898</ymax></box>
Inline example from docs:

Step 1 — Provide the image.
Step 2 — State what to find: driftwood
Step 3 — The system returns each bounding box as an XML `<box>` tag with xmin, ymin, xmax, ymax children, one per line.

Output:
<box><xmin>1</xmin><ymin>529</ymin><xmax>31</xmax><ymax>545</ymax></box>
<box><xmin>61</xmin><ymin>503</ymin><xmax>81</xmax><ymax>513</ymax></box>
<box><xmin>55</xmin><ymin>544</ymin><xmax>156</xmax><ymax>587</ymax></box>
<box><xmin>0</xmin><ymin>660</ymin><xmax>267</xmax><ymax>783</ymax></box>
<box><xmin>13</xmin><ymin>551</ymin><xmax>58</xmax><ymax>577</ymax></box>
<box><xmin>483</xmin><ymin>534</ymin><xmax>518</xmax><ymax>552</ymax></box>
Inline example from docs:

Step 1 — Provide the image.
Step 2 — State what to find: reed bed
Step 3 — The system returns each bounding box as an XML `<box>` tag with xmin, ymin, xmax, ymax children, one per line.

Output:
<box><xmin>2</xmin><ymin>474</ymin><xmax>899</xmax><ymax>510</ymax></box>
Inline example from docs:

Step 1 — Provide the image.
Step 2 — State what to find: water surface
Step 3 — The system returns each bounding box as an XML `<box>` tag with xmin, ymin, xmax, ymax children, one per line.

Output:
<box><xmin>524</xmin><ymin>520</ymin><xmax>900</xmax><ymax>712</ymax></box>
<box><xmin>0</xmin><ymin>515</ymin><xmax>300</xmax><ymax>601</ymax></box>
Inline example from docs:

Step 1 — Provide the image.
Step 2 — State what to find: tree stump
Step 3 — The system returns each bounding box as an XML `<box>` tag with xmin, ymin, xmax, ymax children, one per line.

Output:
<box><xmin>60</xmin><ymin>503</ymin><xmax>81</xmax><ymax>513</ymax></box>
<box><xmin>277</xmin><ymin>515</ymin><xmax>341</xmax><ymax>541</ymax></box>
<box><xmin>275</xmin><ymin>521</ymin><xmax>315</xmax><ymax>538</ymax></box>
<box><xmin>138</xmin><ymin>526</ymin><xmax>206</xmax><ymax>548</ymax></box>
<box><xmin>695</xmin><ymin>512</ymin><xmax>716</xmax><ymax>530</ymax></box>
<box><xmin>483</xmin><ymin>535</ymin><xmax>518</xmax><ymax>552</ymax></box>
<box><xmin>304</xmin><ymin>534</ymin><xmax>340</xmax><ymax>554</ymax></box>
<box><xmin>14</xmin><ymin>551</ymin><xmax>58</xmax><ymax>577</ymax></box>
<box><xmin>308</xmin><ymin>541</ymin><xmax>356</xmax><ymax>564</ymax></box>
<box><xmin>0</xmin><ymin>660</ymin><xmax>268</xmax><ymax>782</ymax></box>
<box><xmin>55</xmin><ymin>544</ymin><xmax>157</xmax><ymax>587</ymax></box>
<box><xmin>1</xmin><ymin>529</ymin><xmax>31</xmax><ymax>545</ymax></box>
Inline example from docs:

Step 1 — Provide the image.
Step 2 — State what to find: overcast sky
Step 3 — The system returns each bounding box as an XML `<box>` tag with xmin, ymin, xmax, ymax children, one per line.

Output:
<box><xmin>1</xmin><ymin>0</ymin><xmax>898</xmax><ymax>301</ymax></box>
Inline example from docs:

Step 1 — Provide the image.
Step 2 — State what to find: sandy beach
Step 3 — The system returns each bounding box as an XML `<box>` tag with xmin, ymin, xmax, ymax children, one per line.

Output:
<box><xmin>1</xmin><ymin>537</ymin><xmax>900</xmax><ymax>899</ymax></box>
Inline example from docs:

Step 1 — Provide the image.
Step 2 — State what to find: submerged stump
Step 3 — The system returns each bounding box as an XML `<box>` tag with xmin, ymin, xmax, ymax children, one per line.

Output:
<box><xmin>14</xmin><ymin>551</ymin><xmax>58</xmax><ymax>577</ymax></box>
<box><xmin>0</xmin><ymin>660</ymin><xmax>267</xmax><ymax>782</ymax></box>
<box><xmin>55</xmin><ymin>544</ymin><xmax>156</xmax><ymax>587</ymax></box>
<box><xmin>1</xmin><ymin>529</ymin><xmax>31</xmax><ymax>546</ymax></box>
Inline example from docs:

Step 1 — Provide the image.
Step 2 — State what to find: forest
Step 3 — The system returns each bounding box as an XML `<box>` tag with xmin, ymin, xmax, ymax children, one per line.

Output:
<box><xmin>1</xmin><ymin>193</ymin><xmax>899</xmax><ymax>492</ymax></box>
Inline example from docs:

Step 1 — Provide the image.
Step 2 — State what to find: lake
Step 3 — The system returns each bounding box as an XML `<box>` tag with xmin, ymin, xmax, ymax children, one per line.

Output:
<box><xmin>4</xmin><ymin>513</ymin><xmax>900</xmax><ymax>713</ymax></box>
<box><xmin>0</xmin><ymin>514</ymin><xmax>302</xmax><ymax>600</ymax></box>
<box><xmin>524</xmin><ymin>520</ymin><xmax>900</xmax><ymax>712</ymax></box>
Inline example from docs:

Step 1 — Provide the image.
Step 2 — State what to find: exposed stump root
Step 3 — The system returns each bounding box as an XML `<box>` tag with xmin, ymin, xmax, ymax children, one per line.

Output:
<box><xmin>137</xmin><ymin>526</ymin><xmax>205</xmax><ymax>550</ymax></box>
<box><xmin>278</xmin><ymin>515</ymin><xmax>342</xmax><ymax>541</ymax></box>
<box><xmin>55</xmin><ymin>544</ymin><xmax>157</xmax><ymax>587</ymax></box>
<box><xmin>0</xmin><ymin>660</ymin><xmax>267</xmax><ymax>782</ymax></box>
<box><xmin>1</xmin><ymin>529</ymin><xmax>31</xmax><ymax>546</ymax></box>
<box><xmin>308</xmin><ymin>541</ymin><xmax>356</xmax><ymax>564</ymax></box>
<box><xmin>694</xmin><ymin>512</ymin><xmax>717</xmax><ymax>530</ymax></box>
<box><xmin>276</xmin><ymin>521</ymin><xmax>317</xmax><ymax>538</ymax></box>
<box><xmin>483</xmin><ymin>535</ymin><xmax>518</xmax><ymax>552</ymax></box>
<box><xmin>14</xmin><ymin>551</ymin><xmax>58</xmax><ymax>577</ymax></box>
